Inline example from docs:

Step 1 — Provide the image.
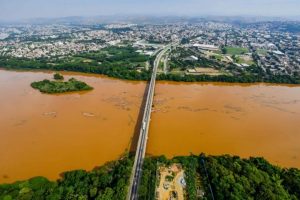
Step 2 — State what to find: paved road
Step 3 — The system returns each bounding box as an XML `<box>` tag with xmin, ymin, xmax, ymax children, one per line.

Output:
<box><xmin>127</xmin><ymin>44</ymin><xmax>172</xmax><ymax>200</ymax></box>
<box><xmin>163</xmin><ymin>54</ymin><xmax>168</xmax><ymax>74</ymax></box>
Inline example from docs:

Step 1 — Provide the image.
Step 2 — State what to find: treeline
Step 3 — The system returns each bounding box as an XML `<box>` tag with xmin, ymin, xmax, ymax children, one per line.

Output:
<box><xmin>1</xmin><ymin>45</ymin><xmax>300</xmax><ymax>84</ymax></box>
<box><xmin>139</xmin><ymin>155</ymin><xmax>300</xmax><ymax>200</ymax></box>
<box><xmin>0</xmin><ymin>56</ymin><xmax>150</xmax><ymax>81</ymax></box>
<box><xmin>163</xmin><ymin>62</ymin><xmax>300</xmax><ymax>84</ymax></box>
<box><xmin>157</xmin><ymin>73</ymin><xmax>300</xmax><ymax>84</ymax></box>
<box><xmin>201</xmin><ymin>155</ymin><xmax>300</xmax><ymax>200</ymax></box>
<box><xmin>138</xmin><ymin>157</ymin><xmax>160</xmax><ymax>200</ymax></box>
<box><xmin>0</xmin><ymin>156</ymin><xmax>133</xmax><ymax>200</ymax></box>
<box><xmin>1</xmin><ymin>154</ymin><xmax>299</xmax><ymax>199</ymax></box>
<box><xmin>0</xmin><ymin>46</ymin><xmax>151</xmax><ymax>81</ymax></box>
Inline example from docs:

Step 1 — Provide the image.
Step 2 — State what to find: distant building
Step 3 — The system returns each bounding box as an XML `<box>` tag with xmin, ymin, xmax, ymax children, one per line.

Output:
<box><xmin>190</xmin><ymin>55</ymin><xmax>198</xmax><ymax>61</ymax></box>
<box><xmin>273</xmin><ymin>50</ymin><xmax>284</xmax><ymax>56</ymax></box>
<box><xmin>241</xmin><ymin>63</ymin><xmax>250</xmax><ymax>67</ymax></box>
<box><xmin>184</xmin><ymin>55</ymin><xmax>198</xmax><ymax>61</ymax></box>
<box><xmin>192</xmin><ymin>44</ymin><xmax>219</xmax><ymax>51</ymax></box>
<box><xmin>144</xmin><ymin>51</ymin><xmax>154</xmax><ymax>56</ymax></box>
<box><xmin>187</xmin><ymin>69</ymin><xmax>197</xmax><ymax>73</ymax></box>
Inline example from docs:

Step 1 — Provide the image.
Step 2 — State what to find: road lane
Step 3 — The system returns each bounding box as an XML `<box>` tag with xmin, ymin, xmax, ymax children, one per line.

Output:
<box><xmin>127</xmin><ymin>44</ymin><xmax>173</xmax><ymax>200</ymax></box>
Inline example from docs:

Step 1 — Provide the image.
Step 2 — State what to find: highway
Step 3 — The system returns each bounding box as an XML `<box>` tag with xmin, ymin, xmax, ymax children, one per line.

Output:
<box><xmin>127</xmin><ymin>44</ymin><xmax>172</xmax><ymax>200</ymax></box>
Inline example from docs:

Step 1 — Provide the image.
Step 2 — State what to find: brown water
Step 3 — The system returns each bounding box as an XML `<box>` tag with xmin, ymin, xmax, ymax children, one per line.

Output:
<box><xmin>1</xmin><ymin>70</ymin><xmax>300</xmax><ymax>184</ymax></box>
<box><xmin>148</xmin><ymin>82</ymin><xmax>300</xmax><ymax>168</ymax></box>
<box><xmin>0</xmin><ymin>69</ymin><xmax>146</xmax><ymax>183</ymax></box>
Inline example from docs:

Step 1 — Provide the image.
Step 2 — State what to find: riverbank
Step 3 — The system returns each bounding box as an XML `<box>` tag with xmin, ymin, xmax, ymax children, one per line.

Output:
<box><xmin>1</xmin><ymin>60</ymin><xmax>300</xmax><ymax>84</ymax></box>
<box><xmin>140</xmin><ymin>155</ymin><xmax>300</xmax><ymax>200</ymax></box>
<box><xmin>0</xmin><ymin>155</ymin><xmax>134</xmax><ymax>200</ymax></box>
<box><xmin>1</xmin><ymin>154</ymin><xmax>299</xmax><ymax>199</ymax></box>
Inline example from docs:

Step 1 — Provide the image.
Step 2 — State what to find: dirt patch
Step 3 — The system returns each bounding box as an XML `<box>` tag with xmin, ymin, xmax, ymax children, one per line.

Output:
<box><xmin>156</xmin><ymin>164</ymin><xmax>186</xmax><ymax>200</ymax></box>
<box><xmin>186</xmin><ymin>67</ymin><xmax>223</xmax><ymax>76</ymax></box>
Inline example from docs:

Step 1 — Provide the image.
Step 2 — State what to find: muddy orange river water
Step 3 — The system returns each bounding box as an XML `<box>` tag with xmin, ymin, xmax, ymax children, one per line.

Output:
<box><xmin>0</xmin><ymin>69</ymin><xmax>300</xmax><ymax>183</ymax></box>
<box><xmin>148</xmin><ymin>81</ymin><xmax>300</xmax><ymax>169</ymax></box>
<box><xmin>0</xmin><ymin>69</ymin><xmax>146</xmax><ymax>183</ymax></box>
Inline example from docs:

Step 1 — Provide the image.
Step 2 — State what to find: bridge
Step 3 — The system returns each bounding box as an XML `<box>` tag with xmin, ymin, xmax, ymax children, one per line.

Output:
<box><xmin>127</xmin><ymin>44</ymin><xmax>173</xmax><ymax>200</ymax></box>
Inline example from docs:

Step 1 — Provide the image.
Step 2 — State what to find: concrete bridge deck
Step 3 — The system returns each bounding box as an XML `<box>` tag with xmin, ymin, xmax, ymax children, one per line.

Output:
<box><xmin>127</xmin><ymin>44</ymin><xmax>173</xmax><ymax>200</ymax></box>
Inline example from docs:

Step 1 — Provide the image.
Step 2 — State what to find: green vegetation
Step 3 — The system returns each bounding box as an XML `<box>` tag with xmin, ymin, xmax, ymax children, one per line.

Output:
<box><xmin>0</xmin><ymin>46</ymin><xmax>151</xmax><ymax>81</ymax></box>
<box><xmin>165</xmin><ymin>47</ymin><xmax>300</xmax><ymax>84</ymax></box>
<box><xmin>157</xmin><ymin>72</ymin><xmax>300</xmax><ymax>84</ymax></box>
<box><xmin>0</xmin><ymin>156</ymin><xmax>133</xmax><ymax>200</ymax></box>
<box><xmin>256</xmin><ymin>49</ymin><xmax>268</xmax><ymax>56</ymax></box>
<box><xmin>165</xmin><ymin>175</ymin><xmax>174</xmax><ymax>182</ymax></box>
<box><xmin>223</xmin><ymin>46</ymin><xmax>249</xmax><ymax>55</ymax></box>
<box><xmin>138</xmin><ymin>156</ymin><xmax>166</xmax><ymax>200</ymax></box>
<box><xmin>1</xmin><ymin>154</ymin><xmax>300</xmax><ymax>199</ymax></box>
<box><xmin>139</xmin><ymin>155</ymin><xmax>300</xmax><ymax>200</ymax></box>
<box><xmin>53</xmin><ymin>73</ymin><xmax>64</xmax><ymax>80</ymax></box>
<box><xmin>1</xmin><ymin>45</ymin><xmax>299</xmax><ymax>84</ymax></box>
<box><xmin>233</xmin><ymin>55</ymin><xmax>255</xmax><ymax>65</ymax></box>
<box><xmin>138</xmin><ymin>156</ymin><xmax>201</xmax><ymax>200</ymax></box>
<box><xmin>31</xmin><ymin>78</ymin><xmax>93</xmax><ymax>94</ymax></box>
<box><xmin>168</xmin><ymin>47</ymin><xmax>220</xmax><ymax>71</ymax></box>
<box><xmin>200</xmin><ymin>155</ymin><xmax>300</xmax><ymax>200</ymax></box>
<box><xmin>210</xmin><ymin>54</ymin><xmax>223</xmax><ymax>61</ymax></box>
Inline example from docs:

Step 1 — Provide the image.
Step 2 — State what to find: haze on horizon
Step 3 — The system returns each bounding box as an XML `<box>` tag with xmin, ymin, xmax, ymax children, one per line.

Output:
<box><xmin>0</xmin><ymin>0</ymin><xmax>300</xmax><ymax>21</ymax></box>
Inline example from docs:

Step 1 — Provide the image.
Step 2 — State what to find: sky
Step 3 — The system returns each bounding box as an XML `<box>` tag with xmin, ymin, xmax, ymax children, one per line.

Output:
<box><xmin>0</xmin><ymin>0</ymin><xmax>300</xmax><ymax>21</ymax></box>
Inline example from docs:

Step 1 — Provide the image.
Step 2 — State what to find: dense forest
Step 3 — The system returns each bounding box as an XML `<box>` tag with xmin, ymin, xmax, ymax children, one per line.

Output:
<box><xmin>31</xmin><ymin>77</ymin><xmax>93</xmax><ymax>94</ymax></box>
<box><xmin>0</xmin><ymin>156</ymin><xmax>133</xmax><ymax>200</ymax></box>
<box><xmin>139</xmin><ymin>155</ymin><xmax>300</xmax><ymax>200</ymax></box>
<box><xmin>0</xmin><ymin>46</ymin><xmax>151</xmax><ymax>81</ymax></box>
<box><xmin>157</xmin><ymin>72</ymin><xmax>300</xmax><ymax>84</ymax></box>
<box><xmin>1</xmin><ymin>154</ymin><xmax>300</xmax><ymax>199</ymax></box>
<box><xmin>201</xmin><ymin>155</ymin><xmax>300</xmax><ymax>200</ymax></box>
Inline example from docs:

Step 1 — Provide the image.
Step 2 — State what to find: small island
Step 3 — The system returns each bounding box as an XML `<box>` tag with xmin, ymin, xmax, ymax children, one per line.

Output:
<box><xmin>53</xmin><ymin>72</ymin><xmax>64</xmax><ymax>80</ymax></box>
<box><xmin>31</xmin><ymin>73</ymin><xmax>93</xmax><ymax>94</ymax></box>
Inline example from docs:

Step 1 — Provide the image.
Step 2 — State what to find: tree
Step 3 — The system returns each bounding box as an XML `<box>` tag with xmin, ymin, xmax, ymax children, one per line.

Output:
<box><xmin>96</xmin><ymin>187</ymin><xmax>114</xmax><ymax>200</ymax></box>
<box><xmin>53</xmin><ymin>73</ymin><xmax>64</xmax><ymax>80</ymax></box>
<box><xmin>222</xmin><ymin>47</ymin><xmax>228</xmax><ymax>54</ymax></box>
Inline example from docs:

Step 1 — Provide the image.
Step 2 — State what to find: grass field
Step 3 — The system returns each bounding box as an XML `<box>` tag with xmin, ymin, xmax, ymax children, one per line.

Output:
<box><xmin>225</xmin><ymin>46</ymin><xmax>249</xmax><ymax>55</ymax></box>
<box><xmin>213</xmin><ymin>54</ymin><xmax>223</xmax><ymax>60</ymax></box>
<box><xmin>256</xmin><ymin>49</ymin><xmax>268</xmax><ymax>56</ymax></box>
<box><xmin>236</xmin><ymin>55</ymin><xmax>255</xmax><ymax>65</ymax></box>
<box><xmin>169</xmin><ymin>69</ymin><xmax>184</xmax><ymax>75</ymax></box>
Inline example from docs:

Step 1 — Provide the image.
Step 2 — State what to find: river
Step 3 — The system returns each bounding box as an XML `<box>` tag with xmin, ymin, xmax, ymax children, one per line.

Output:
<box><xmin>0</xmin><ymin>69</ymin><xmax>145</xmax><ymax>183</ymax></box>
<box><xmin>148</xmin><ymin>81</ymin><xmax>300</xmax><ymax>168</ymax></box>
<box><xmin>0</xmin><ymin>69</ymin><xmax>299</xmax><ymax>183</ymax></box>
